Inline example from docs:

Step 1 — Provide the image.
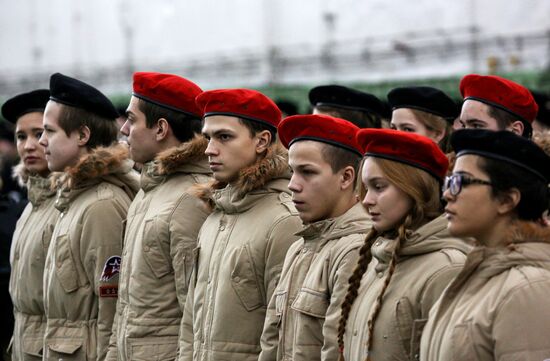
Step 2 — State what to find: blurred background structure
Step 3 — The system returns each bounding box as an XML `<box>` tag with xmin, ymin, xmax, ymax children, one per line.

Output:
<box><xmin>1</xmin><ymin>0</ymin><xmax>550</xmax><ymax>110</ymax></box>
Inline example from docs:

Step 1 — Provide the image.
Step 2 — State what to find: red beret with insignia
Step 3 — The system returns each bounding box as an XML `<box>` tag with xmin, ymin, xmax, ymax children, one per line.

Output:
<box><xmin>133</xmin><ymin>72</ymin><xmax>203</xmax><ymax>118</ymax></box>
<box><xmin>357</xmin><ymin>128</ymin><xmax>448</xmax><ymax>181</ymax></box>
<box><xmin>195</xmin><ymin>89</ymin><xmax>281</xmax><ymax>130</ymax></box>
<box><xmin>459</xmin><ymin>74</ymin><xmax>538</xmax><ymax>124</ymax></box>
<box><xmin>279</xmin><ymin>114</ymin><xmax>362</xmax><ymax>156</ymax></box>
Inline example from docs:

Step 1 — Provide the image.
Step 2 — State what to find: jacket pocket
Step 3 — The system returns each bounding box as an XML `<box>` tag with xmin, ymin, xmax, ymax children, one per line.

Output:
<box><xmin>230</xmin><ymin>244</ymin><xmax>263</xmax><ymax>312</ymax></box>
<box><xmin>290</xmin><ymin>289</ymin><xmax>329</xmax><ymax>346</ymax></box>
<box><xmin>54</xmin><ymin>234</ymin><xmax>79</xmax><ymax>293</ymax></box>
<box><xmin>451</xmin><ymin>322</ymin><xmax>479</xmax><ymax>361</ymax></box>
<box><xmin>142</xmin><ymin>218</ymin><xmax>172</xmax><ymax>279</ymax></box>
<box><xmin>46</xmin><ymin>341</ymin><xmax>84</xmax><ymax>361</ymax></box>
<box><xmin>42</xmin><ymin>223</ymin><xmax>55</xmax><ymax>251</ymax></box>
<box><xmin>395</xmin><ymin>297</ymin><xmax>424</xmax><ymax>358</ymax></box>
<box><xmin>22</xmin><ymin>336</ymin><xmax>44</xmax><ymax>357</ymax></box>
<box><xmin>129</xmin><ymin>336</ymin><xmax>178</xmax><ymax>361</ymax></box>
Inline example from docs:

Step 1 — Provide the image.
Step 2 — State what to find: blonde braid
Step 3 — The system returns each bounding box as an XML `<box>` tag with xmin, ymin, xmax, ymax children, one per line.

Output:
<box><xmin>364</xmin><ymin>214</ymin><xmax>413</xmax><ymax>361</ymax></box>
<box><xmin>336</xmin><ymin>228</ymin><xmax>379</xmax><ymax>361</ymax></box>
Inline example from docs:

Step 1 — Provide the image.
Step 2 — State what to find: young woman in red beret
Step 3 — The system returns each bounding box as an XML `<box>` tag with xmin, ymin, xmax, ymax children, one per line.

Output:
<box><xmin>336</xmin><ymin>129</ymin><xmax>471</xmax><ymax>361</ymax></box>
<box><xmin>420</xmin><ymin>129</ymin><xmax>550</xmax><ymax>361</ymax></box>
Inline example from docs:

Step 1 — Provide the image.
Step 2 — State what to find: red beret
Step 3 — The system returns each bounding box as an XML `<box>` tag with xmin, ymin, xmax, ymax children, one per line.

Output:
<box><xmin>278</xmin><ymin>114</ymin><xmax>362</xmax><ymax>156</ymax></box>
<box><xmin>357</xmin><ymin>129</ymin><xmax>448</xmax><ymax>181</ymax></box>
<box><xmin>132</xmin><ymin>72</ymin><xmax>203</xmax><ymax>118</ymax></box>
<box><xmin>459</xmin><ymin>74</ymin><xmax>538</xmax><ymax>124</ymax></box>
<box><xmin>195</xmin><ymin>89</ymin><xmax>281</xmax><ymax>129</ymax></box>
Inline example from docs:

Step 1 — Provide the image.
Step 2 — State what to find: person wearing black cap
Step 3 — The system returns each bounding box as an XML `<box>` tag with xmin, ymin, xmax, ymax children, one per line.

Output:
<box><xmin>38</xmin><ymin>73</ymin><xmax>139</xmax><ymax>361</ymax></box>
<box><xmin>309</xmin><ymin>85</ymin><xmax>384</xmax><ymax>129</ymax></box>
<box><xmin>531</xmin><ymin>90</ymin><xmax>550</xmax><ymax>134</ymax></box>
<box><xmin>387</xmin><ymin>86</ymin><xmax>458</xmax><ymax>153</ymax></box>
<box><xmin>178</xmin><ymin>89</ymin><xmax>302</xmax><ymax>361</ymax></box>
<box><xmin>421</xmin><ymin>129</ymin><xmax>550</xmax><ymax>361</ymax></box>
<box><xmin>259</xmin><ymin>114</ymin><xmax>371</xmax><ymax>361</ymax></box>
<box><xmin>106</xmin><ymin>72</ymin><xmax>211</xmax><ymax>361</ymax></box>
<box><xmin>1</xmin><ymin>89</ymin><xmax>55</xmax><ymax>361</ymax></box>
<box><xmin>337</xmin><ymin>129</ymin><xmax>470</xmax><ymax>361</ymax></box>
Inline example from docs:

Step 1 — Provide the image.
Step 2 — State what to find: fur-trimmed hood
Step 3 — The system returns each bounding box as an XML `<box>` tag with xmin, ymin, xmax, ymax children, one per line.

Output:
<box><xmin>12</xmin><ymin>161</ymin><xmax>29</xmax><ymax>188</ymax></box>
<box><xmin>192</xmin><ymin>142</ymin><xmax>291</xmax><ymax>212</ymax></box>
<box><xmin>12</xmin><ymin>161</ymin><xmax>64</xmax><ymax>205</ymax></box>
<box><xmin>471</xmin><ymin>221</ymin><xmax>550</xmax><ymax>278</ymax></box>
<box><xmin>57</xmin><ymin>143</ymin><xmax>139</xmax><ymax>202</ymax></box>
<box><xmin>140</xmin><ymin>135</ymin><xmax>210</xmax><ymax>191</ymax></box>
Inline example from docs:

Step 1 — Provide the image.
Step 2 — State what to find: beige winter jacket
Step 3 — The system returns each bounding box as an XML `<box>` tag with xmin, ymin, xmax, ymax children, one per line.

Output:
<box><xmin>43</xmin><ymin>144</ymin><xmax>139</xmax><ymax>361</ymax></box>
<box><xmin>107</xmin><ymin>136</ymin><xmax>211</xmax><ymax>361</ymax></box>
<box><xmin>9</xmin><ymin>167</ymin><xmax>60</xmax><ymax>360</ymax></box>
<box><xmin>420</xmin><ymin>221</ymin><xmax>550</xmax><ymax>361</ymax></box>
<box><xmin>259</xmin><ymin>202</ymin><xmax>371</xmax><ymax>361</ymax></box>
<box><xmin>178</xmin><ymin>144</ymin><xmax>303</xmax><ymax>361</ymax></box>
<box><xmin>343</xmin><ymin>215</ymin><xmax>471</xmax><ymax>361</ymax></box>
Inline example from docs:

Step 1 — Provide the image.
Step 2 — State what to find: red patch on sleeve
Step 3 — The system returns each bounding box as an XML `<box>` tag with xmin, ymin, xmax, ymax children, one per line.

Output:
<box><xmin>99</xmin><ymin>285</ymin><xmax>118</xmax><ymax>298</ymax></box>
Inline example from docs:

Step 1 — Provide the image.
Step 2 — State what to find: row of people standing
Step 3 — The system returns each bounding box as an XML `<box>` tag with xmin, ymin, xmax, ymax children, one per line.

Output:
<box><xmin>3</xmin><ymin>70</ymin><xmax>550</xmax><ymax>361</ymax></box>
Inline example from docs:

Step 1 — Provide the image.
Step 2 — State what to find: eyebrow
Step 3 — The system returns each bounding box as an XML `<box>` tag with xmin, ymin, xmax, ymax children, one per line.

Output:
<box><xmin>203</xmin><ymin>128</ymin><xmax>235</xmax><ymax>137</ymax></box>
<box><xmin>462</xmin><ymin>118</ymin><xmax>487</xmax><ymax>125</ymax></box>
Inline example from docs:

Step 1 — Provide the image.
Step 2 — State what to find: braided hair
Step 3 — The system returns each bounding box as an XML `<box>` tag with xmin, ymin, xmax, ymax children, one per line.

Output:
<box><xmin>337</xmin><ymin>157</ymin><xmax>442</xmax><ymax>361</ymax></box>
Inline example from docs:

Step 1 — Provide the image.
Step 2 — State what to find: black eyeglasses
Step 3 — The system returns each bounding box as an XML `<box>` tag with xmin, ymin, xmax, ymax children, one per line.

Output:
<box><xmin>443</xmin><ymin>174</ymin><xmax>493</xmax><ymax>196</ymax></box>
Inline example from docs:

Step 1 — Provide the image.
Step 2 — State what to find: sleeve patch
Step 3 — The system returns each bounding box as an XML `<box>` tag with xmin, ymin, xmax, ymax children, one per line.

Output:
<box><xmin>99</xmin><ymin>285</ymin><xmax>118</xmax><ymax>298</ymax></box>
<box><xmin>100</xmin><ymin>255</ymin><xmax>121</xmax><ymax>281</ymax></box>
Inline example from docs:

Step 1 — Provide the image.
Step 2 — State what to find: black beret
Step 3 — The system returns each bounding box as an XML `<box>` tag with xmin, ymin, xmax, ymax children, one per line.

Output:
<box><xmin>451</xmin><ymin>129</ymin><xmax>550</xmax><ymax>183</ymax></box>
<box><xmin>1</xmin><ymin>89</ymin><xmax>50</xmax><ymax>123</ymax></box>
<box><xmin>531</xmin><ymin>90</ymin><xmax>550</xmax><ymax>126</ymax></box>
<box><xmin>309</xmin><ymin>85</ymin><xmax>385</xmax><ymax>116</ymax></box>
<box><xmin>49</xmin><ymin>73</ymin><xmax>118</xmax><ymax>120</ymax></box>
<box><xmin>387</xmin><ymin>86</ymin><xmax>458</xmax><ymax>121</ymax></box>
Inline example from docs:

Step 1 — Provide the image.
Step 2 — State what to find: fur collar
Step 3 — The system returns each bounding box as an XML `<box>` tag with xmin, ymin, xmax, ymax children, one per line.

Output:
<box><xmin>12</xmin><ymin>161</ymin><xmax>29</xmax><ymax>188</ymax></box>
<box><xmin>153</xmin><ymin>135</ymin><xmax>208</xmax><ymax>176</ymax></box>
<box><xmin>61</xmin><ymin>143</ymin><xmax>132</xmax><ymax>189</ymax></box>
<box><xmin>192</xmin><ymin>142</ymin><xmax>290</xmax><ymax>209</ymax></box>
<box><xmin>504</xmin><ymin>220</ymin><xmax>550</xmax><ymax>247</ymax></box>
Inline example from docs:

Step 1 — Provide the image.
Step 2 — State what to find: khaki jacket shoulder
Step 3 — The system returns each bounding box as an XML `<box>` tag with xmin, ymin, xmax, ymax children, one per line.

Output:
<box><xmin>178</xmin><ymin>144</ymin><xmax>303</xmax><ymax>361</ymax></box>
<box><xmin>343</xmin><ymin>215</ymin><xmax>471</xmax><ymax>361</ymax></box>
<box><xmin>260</xmin><ymin>202</ymin><xmax>371</xmax><ymax>361</ymax></box>
<box><xmin>421</xmin><ymin>221</ymin><xmax>550</xmax><ymax>361</ymax></box>
<box><xmin>9</xmin><ymin>170</ymin><xmax>60</xmax><ymax>361</ymax></box>
<box><xmin>43</xmin><ymin>144</ymin><xmax>138</xmax><ymax>361</ymax></box>
<box><xmin>108</xmin><ymin>137</ymin><xmax>211</xmax><ymax>361</ymax></box>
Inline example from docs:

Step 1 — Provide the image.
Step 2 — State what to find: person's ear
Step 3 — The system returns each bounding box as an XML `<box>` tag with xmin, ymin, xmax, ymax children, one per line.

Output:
<box><xmin>77</xmin><ymin>126</ymin><xmax>91</xmax><ymax>146</ymax></box>
<box><xmin>509</xmin><ymin>120</ymin><xmax>524</xmax><ymax>136</ymax></box>
<box><xmin>496</xmin><ymin>187</ymin><xmax>521</xmax><ymax>215</ymax></box>
<box><xmin>340</xmin><ymin>166</ymin><xmax>356</xmax><ymax>191</ymax></box>
<box><xmin>255</xmin><ymin>130</ymin><xmax>272</xmax><ymax>154</ymax></box>
<box><xmin>155</xmin><ymin>118</ymin><xmax>170</xmax><ymax>141</ymax></box>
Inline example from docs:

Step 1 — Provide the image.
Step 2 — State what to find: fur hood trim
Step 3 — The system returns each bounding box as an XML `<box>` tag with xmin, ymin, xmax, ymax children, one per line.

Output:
<box><xmin>505</xmin><ymin>220</ymin><xmax>550</xmax><ymax>247</ymax></box>
<box><xmin>192</xmin><ymin>142</ymin><xmax>290</xmax><ymax>208</ymax></box>
<box><xmin>63</xmin><ymin>143</ymin><xmax>131</xmax><ymax>189</ymax></box>
<box><xmin>12</xmin><ymin>161</ymin><xmax>29</xmax><ymax>188</ymax></box>
<box><xmin>154</xmin><ymin>135</ymin><xmax>208</xmax><ymax>176</ymax></box>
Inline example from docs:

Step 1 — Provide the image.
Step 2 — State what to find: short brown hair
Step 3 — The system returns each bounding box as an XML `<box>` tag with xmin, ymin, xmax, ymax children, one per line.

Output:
<box><xmin>238</xmin><ymin>117</ymin><xmax>277</xmax><ymax>144</ymax></box>
<box><xmin>488</xmin><ymin>105</ymin><xmax>532</xmax><ymax>138</ymax></box>
<box><xmin>137</xmin><ymin>98</ymin><xmax>202</xmax><ymax>142</ymax></box>
<box><xmin>320</xmin><ymin>142</ymin><xmax>361</xmax><ymax>175</ymax></box>
<box><xmin>315</xmin><ymin>104</ymin><xmax>382</xmax><ymax>129</ymax></box>
<box><xmin>58</xmin><ymin>104</ymin><xmax>118</xmax><ymax>148</ymax></box>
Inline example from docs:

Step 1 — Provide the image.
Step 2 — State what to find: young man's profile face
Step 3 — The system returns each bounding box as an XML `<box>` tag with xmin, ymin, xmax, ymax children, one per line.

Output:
<box><xmin>39</xmin><ymin>101</ymin><xmax>82</xmax><ymax>172</ymax></box>
<box><xmin>120</xmin><ymin>96</ymin><xmax>160</xmax><ymax>164</ymax></box>
<box><xmin>459</xmin><ymin>99</ymin><xmax>500</xmax><ymax>130</ymax></box>
<box><xmin>202</xmin><ymin>115</ymin><xmax>263</xmax><ymax>184</ymax></box>
<box><xmin>287</xmin><ymin>140</ymin><xmax>345</xmax><ymax>224</ymax></box>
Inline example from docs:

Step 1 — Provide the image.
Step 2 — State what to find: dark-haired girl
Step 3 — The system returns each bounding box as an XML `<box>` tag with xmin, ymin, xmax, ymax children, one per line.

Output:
<box><xmin>420</xmin><ymin>129</ymin><xmax>550</xmax><ymax>361</ymax></box>
<box><xmin>337</xmin><ymin>129</ymin><xmax>470</xmax><ymax>361</ymax></box>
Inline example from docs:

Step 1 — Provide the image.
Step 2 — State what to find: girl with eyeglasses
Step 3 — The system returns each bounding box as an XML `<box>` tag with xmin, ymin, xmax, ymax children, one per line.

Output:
<box><xmin>421</xmin><ymin>129</ymin><xmax>550</xmax><ymax>361</ymax></box>
<box><xmin>337</xmin><ymin>129</ymin><xmax>471</xmax><ymax>361</ymax></box>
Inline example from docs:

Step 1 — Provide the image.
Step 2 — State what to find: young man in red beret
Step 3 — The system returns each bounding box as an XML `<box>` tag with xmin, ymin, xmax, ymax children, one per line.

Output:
<box><xmin>178</xmin><ymin>89</ymin><xmax>303</xmax><ymax>361</ymax></box>
<box><xmin>458</xmin><ymin>74</ymin><xmax>538</xmax><ymax>138</ymax></box>
<box><xmin>259</xmin><ymin>114</ymin><xmax>371</xmax><ymax>361</ymax></box>
<box><xmin>39</xmin><ymin>73</ymin><xmax>139</xmax><ymax>361</ymax></box>
<box><xmin>105</xmin><ymin>72</ymin><xmax>211</xmax><ymax>361</ymax></box>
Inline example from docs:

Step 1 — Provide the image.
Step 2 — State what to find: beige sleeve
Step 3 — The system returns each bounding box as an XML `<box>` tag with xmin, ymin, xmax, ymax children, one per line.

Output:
<box><xmin>321</xmin><ymin>242</ymin><xmax>361</xmax><ymax>361</ymax></box>
<box><xmin>81</xmin><ymin>199</ymin><xmax>127</xmax><ymax>361</ymax></box>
